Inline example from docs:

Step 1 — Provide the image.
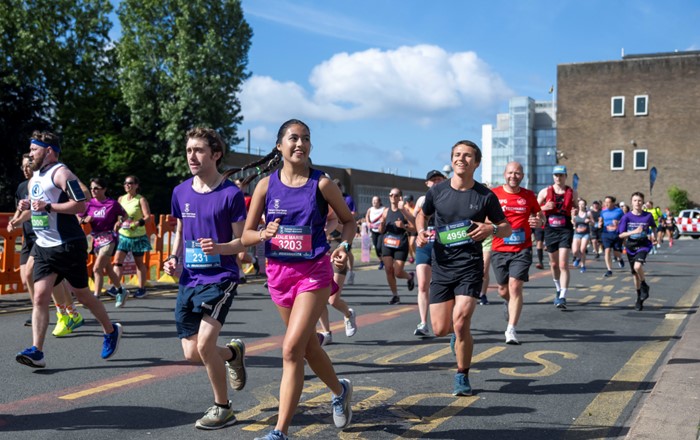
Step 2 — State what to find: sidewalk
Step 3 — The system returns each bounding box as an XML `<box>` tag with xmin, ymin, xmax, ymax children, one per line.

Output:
<box><xmin>625</xmin><ymin>305</ymin><xmax>700</xmax><ymax>439</ymax></box>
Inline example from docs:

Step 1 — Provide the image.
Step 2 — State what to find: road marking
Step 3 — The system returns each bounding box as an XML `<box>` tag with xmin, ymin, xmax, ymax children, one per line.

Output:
<box><xmin>567</xmin><ymin>274</ymin><xmax>700</xmax><ymax>439</ymax></box>
<box><xmin>391</xmin><ymin>393</ymin><xmax>479</xmax><ymax>437</ymax></box>
<box><xmin>382</xmin><ymin>306</ymin><xmax>414</xmax><ymax>316</ymax></box>
<box><xmin>246</xmin><ymin>342</ymin><xmax>277</xmax><ymax>352</ymax></box>
<box><xmin>59</xmin><ymin>374</ymin><xmax>156</xmax><ymax>400</ymax></box>
<box><xmin>500</xmin><ymin>350</ymin><xmax>578</xmax><ymax>378</ymax></box>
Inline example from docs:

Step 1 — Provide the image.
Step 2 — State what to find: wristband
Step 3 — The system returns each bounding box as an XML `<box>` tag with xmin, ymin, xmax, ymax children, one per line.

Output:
<box><xmin>259</xmin><ymin>229</ymin><xmax>265</xmax><ymax>242</ymax></box>
<box><xmin>338</xmin><ymin>241</ymin><xmax>352</xmax><ymax>252</ymax></box>
<box><xmin>138</xmin><ymin>218</ymin><xmax>145</xmax><ymax>226</ymax></box>
<box><xmin>167</xmin><ymin>254</ymin><xmax>179</xmax><ymax>264</ymax></box>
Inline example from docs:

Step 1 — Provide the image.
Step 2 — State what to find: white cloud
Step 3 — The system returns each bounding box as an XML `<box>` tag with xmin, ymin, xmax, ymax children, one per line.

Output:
<box><xmin>240</xmin><ymin>44</ymin><xmax>513</xmax><ymax>123</ymax></box>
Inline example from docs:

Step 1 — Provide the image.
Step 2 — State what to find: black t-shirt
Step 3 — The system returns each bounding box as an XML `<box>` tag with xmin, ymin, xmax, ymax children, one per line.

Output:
<box><xmin>15</xmin><ymin>180</ymin><xmax>36</xmax><ymax>241</ymax></box>
<box><xmin>422</xmin><ymin>179</ymin><xmax>505</xmax><ymax>279</ymax></box>
<box><xmin>383</xmin><ymin>207</ymin><xmax>409</xmax><ymax>248</ymax></box>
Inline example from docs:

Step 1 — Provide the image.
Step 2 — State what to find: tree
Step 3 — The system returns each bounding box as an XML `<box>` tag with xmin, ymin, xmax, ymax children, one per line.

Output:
<box><xmin>116</xmin><ymin>0</ymin><xmax>253</xmax><ymax>177</ymax></box>
<box><xmin>667</xmin><ymin>185</ymin><xmax>690</xmax><ymax>215</ymax></box>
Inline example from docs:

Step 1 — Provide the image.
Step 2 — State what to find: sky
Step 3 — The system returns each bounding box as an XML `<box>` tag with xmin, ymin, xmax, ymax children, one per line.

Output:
<box><xmin>113</xmin><ymin>1</ymin><xmax>700</xmax><ymax>179</ymax></box>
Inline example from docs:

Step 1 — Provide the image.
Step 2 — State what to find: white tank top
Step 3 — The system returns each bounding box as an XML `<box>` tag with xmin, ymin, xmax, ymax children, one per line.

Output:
<box><xmin>29</xmin><ymin>162</ymin><xmax>85</xmax><ymax>247</ymax></box>
<box><xmin>368</xmin><ymin>206</ymin><xmax>384</xmax><ymax>232</ymax></box>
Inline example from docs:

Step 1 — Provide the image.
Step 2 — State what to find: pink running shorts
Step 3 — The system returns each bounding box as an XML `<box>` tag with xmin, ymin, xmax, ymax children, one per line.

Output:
<box><xmin>266</xmin><ymin>254</ymin><xmax>339</xmax><ymax>308</ymax></box>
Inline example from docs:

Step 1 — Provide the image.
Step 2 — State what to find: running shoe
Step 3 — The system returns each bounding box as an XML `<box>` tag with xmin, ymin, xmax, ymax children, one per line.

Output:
<box><xmin>407</xmin><ymin>272</ymin><xmax>415</xmax><ymax>291</ymax></box>
<box><xmin>669</xmin><ymin>241</ymin><xmax>674</xmax><ymax>248</ymax></box>
<box><xmin>553</xmin><ymin>290</ymin><xmax>560</xmax><ymax>305</ymax></box>
<box><xmin>604</xmin><ymin>270</ymin><xmax>613</xmax><ymax>277</ymax></box>
<box><xmin>238</xmin><ymin>276</ymin><xmax>247</xmax><ymax>284</ymax></box>
<box><xmin>389</xmin><ymin>295</ymin><xmax>400</xmax><ymax>305</ymax></box>
<box><xmin>617</xmin><ymin>258</ymin><xmax>625</xmax><ymax>269</ymax></box>
<box><xmin>413</xmin><ymin>322</ymin><xmax>429</xmax><ymax>337</ymax></box>
<box><xmin>580</xmin><ymin>266</ymin><xmax>587</xmax><ymax>273</ymax></box>
<box><xmin>555</xmin><ymin>297</ymin><xmax>567</xmax><ymax>309</ymax></box>
<box><xmin>344</xmin><ymin>309</ymin><xmax>357</xmax><ymax>337</ymax></box>
<box><xmin>450</xmin><ymin>333</ymin><xmax>456</xmax><ymax>356</ymax></box>
<box><xmin>52</xmin><ymin>312</ymin><xmax>72</xmax><ymax>337</ymax></box>
<box><xmin>115</xmin><ymin>287</ymin><xmax>128</xmax><ymax>308</ymax></box>
<box><xmin>479</xmin><ymin>295</ymin><xmax>489</xmax><ymax>305</ymax></box>
<box><xmin>195</xmin><ymin>402</ymin><xmax>237</xmax><ymax>430</ymax></box>
<box><xmin>331</xmin><ymin>378</ymin><xmax>353</xmax><ymax>429</ymax></box>
<box><xmin>505</xmin><ymin>328</ymin><xmax>520</xmax><ymax>345</ymax></box>
<box><xmin>105</xmin><ymin>286</ymin><xmax>119</xmax><ymax>297</ymax></box>
<box><xmin>68</xmin><ymin>312</ymin><xmax>84</xmax><ymax>331</ymax></box>
<box><xmin>635</xmin><ymin>296</ymin><xmax>643</xmax><ymax>311</ymax></box>
<box><xmin>535</xmin><ymin>262</ymin><xmax>544</xmax><ymax>270</ymax></box>
<box><xmin>263</xmin><ymin>281</ymin><xmax>268</xmax><ymax>288</ymax></box>
<box><xmin>226</xmin><ymin>339</ymin><xmax>247</xmax><ymax>391</ymax></box>
<box><xmin>318</xmin><ymin>331</ymin><xmax>333</xmax><ymax>346</ymax></box>
<box><xmin>378</xmin><ymin>261</ymin><xmax>384</xmax><ymax>270</ymax></box>
<box><xmin>346</xmin><ymin>271</ymin><xmax>355</xmax><ymax>286</ymax></box>
<box><xmin>453</xmin><ymin>373</ymin><xmax>473</xmax><ymax>396</ymax></box>
<box><xmin>640</xmin><ymin>281</ymin><xmax>650</xmax><ymax>302</ymax></box>
<box><xmin>254</xmin><ymin>430</ymin><xmax>288</xmax><ymax>440</ymax></box>
<box><xmin>101</xmin><ymin>322</ymin><xmax>122</xmax><ymax>359</ymax></box>
<box><xmin>573</xmin><ymin>258</ymin><xmax>580</xmax><ymax>268</ymax></box>
<box><xmin>24</xmin><ymin>317</ymin><xmax>32</xmax><ymax>327</ymax></box>
<box><xmin>595</xmin><ymin>253</ymin><xmax>601</xmax><ymax>259</ymax></box>
<box><xmin>133</xmin><ymin>288</ymin><xmax>147</xmax><ymax>299</ymax></box>
<box><xmin>16</xmin><ymin>346</ymin><xmax>46</xmax><ymax>368</ymax></box>
<box><xmin>252</xmin><ymin>256</ymin><xmax>260</xmax><ymax>275</ymax></box>
<box><xmin>503</xmin><ymin>301</ymin><xmax>509</xmax><ymax>322</ymax></box>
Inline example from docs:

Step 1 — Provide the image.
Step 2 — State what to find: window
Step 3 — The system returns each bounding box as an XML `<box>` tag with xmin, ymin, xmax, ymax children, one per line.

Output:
<box><xmin>611</xmin><ymin>150</ymin><xmax>624</xmax><ymax>170</ymax></box>
<box><xmin>634</xmin><ymin>95</ymin><xmax>649</xmax><ymax>116</ymax></box>
<box><xmin>611</xmin><ymin>96</ymin><xmax>625</xmax><ymax>117</ymax></box>
<box><xmin>634</xmin><ymin>149</ymin><xmax>648</xmax><ymax>170</ymax></box>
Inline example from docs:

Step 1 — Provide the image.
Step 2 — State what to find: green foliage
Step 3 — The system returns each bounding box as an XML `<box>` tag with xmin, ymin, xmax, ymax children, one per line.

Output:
<box><xmin>116</xmin><ymin>0</ymin><xmax>253</xmax><ymax>177</ymax></box>
<box><xmin>667</xmin><ymin>185</ymin><xmax>690</xmax><ymax>215</ymax></box>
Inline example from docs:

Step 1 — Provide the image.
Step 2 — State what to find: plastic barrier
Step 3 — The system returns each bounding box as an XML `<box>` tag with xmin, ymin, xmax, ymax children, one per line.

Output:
<box><xmin>0</xmin><ymin>213</ymin><xmax>24</xmax><ymax>294</ymax></box>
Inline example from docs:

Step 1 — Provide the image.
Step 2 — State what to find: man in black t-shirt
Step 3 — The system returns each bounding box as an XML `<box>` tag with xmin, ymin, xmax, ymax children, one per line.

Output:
<box><xmin>416</xmin><ymin>140</ymin><xmax>511</xmax><ymax>397</ymax></box>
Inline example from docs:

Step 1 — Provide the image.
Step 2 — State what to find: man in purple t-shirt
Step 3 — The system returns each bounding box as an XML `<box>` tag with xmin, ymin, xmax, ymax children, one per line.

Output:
<box><xmin>163</xmin><ymin>127</ymin><xmax>248</xmax><ymax>430</ymax></box>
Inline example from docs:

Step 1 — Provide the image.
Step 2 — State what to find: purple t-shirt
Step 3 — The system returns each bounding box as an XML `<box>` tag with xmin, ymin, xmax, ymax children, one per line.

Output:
<box><xmin>171</xmin><ymin>178</ymin><xmax>247</xmax><ymax>287</ymax></box>
<box><xmin>618</xmin><ymin>211</ymin><xmax>656</xmax><ymax>254</ymax></box>
<box><xmin>83</xmin><ymin>198</ymin><xmax>125</xmax><ymax>234</ymax></box>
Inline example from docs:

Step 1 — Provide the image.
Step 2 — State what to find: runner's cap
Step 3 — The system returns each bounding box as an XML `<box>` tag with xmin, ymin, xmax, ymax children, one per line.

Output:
<box><xmin>426</xmin><ymin>170</ymin><xmax>446</xmax><ymax>180</ymax></box>
<box><xmin>552</xmin><ymin>165</ymin><xmax>567</xmax><ymax>174</ymax></box>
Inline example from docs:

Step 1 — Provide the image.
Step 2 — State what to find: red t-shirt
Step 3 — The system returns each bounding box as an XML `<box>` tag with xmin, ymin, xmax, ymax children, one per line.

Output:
<box><xmin>491</xmin><ymin>185</ymin><xmax>541</xmax><ymax>252</ymax></box>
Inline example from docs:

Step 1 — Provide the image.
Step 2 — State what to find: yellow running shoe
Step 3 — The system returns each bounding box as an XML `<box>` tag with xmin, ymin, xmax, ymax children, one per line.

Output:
<box><xmin>68</xmin><ymin>312</ymin><xmax>84</xmax><ymax>331</ymax></box>
<box><xmin>52</xmin><ymin>312</ymin><xmax>73</xmax><ymax>337</ymax></box>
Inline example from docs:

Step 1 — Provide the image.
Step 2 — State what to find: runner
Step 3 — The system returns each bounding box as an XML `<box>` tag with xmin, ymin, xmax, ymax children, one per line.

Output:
<box><xmin>658</xmin><ymin>207</ymin><xmax>676</xmax><ymax>248</ymax></box>
<box><xmin>240</xmin><ymin>119</ymin><xmax>353</xmax><ymax>440</ymax></box>
<box><xmin>589</xmin><ymin>200</ymin><xmax>603</xmax><ymax>259</ymax></box>
<box><xmin>571</xmin><ymin>199</ymin><xmax>592</xmax><ymax>273</ymax></box>
<box><xmin>15</xmin><ymin>130</ymin><xmax>121</xmax><ymax>368</ymax></box>
<box><xmin>78</xmin><ymin>178</ymin><xmax>127</xmax><ymax>300</ymax></box>
<box><xmin>404</xmin><ymin>194</ymin><xmax>417</xmax><ymax>264</ymax></box>
<box><xmin>491</xmin><ymin>162</ymin><xmax>543</xmax><ymax>344</ymax></box>
<box><xmin>412</xmin><ymin>169</ymin><xmax>447</xmax><ymax>336</ymax></box>
<box><xmin>162</xmin><ymin>127</ymin><xmax>248</xmax><ymax>430</ymax></box>
<box><xmin>533</xmin><ymin>223</ymin><xmax>546</xmax><ymax>269</ymax></box>
<box><xmin>364</xmin><ymin>196</ymin><xmax>385</xmax><ymax>269</ymax></box>
<box><xmin>113</xmin><ymin>175</ymin><xmax>152</xmax><ymax>304</ymax></box>
<box><xmin>416</xmin><ymin>139</ymin><xmax>511</xmax><ymax>396</ymax></box>
<box><xmin>537</xmin><ymin>165</ymin><xmax>578</xmax><ymax>309</ymax></box>
<box><xmin>379</xmin><ymin>188</ymin><xmax>416</xmax><ymax>304</ymax></box>
<box><xmin>600</xmin><ymin>195</ymin><xmax>625</xmax><ymax>277</ymax></box>
<box><xmin>618</xmin><ymin>192</ymin><xmax>657</xmax><ymax>311</ymax></box>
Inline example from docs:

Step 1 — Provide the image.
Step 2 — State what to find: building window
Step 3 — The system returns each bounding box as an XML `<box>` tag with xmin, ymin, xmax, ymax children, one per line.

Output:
<box><xmin>634</xmin><ymin>149</ymin><xmax>648</xmax><ymax>170</ymax></box>
<box><xmin>634</xmin><ymin>95</ymin><xmax>649</xmax><ymax>116</ymax></box>
<box><xmin>611</xmin><ymin>150</ymin><xmax>624</xmax><ymax>170</ymax></box>
<box><xmin>611</xmin><ymin>96</ymin><xmax>625</xmax><ymax>117</ymax></box>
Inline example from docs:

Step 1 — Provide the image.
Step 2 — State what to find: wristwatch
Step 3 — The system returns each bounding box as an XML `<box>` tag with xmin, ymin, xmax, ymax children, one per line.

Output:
<box><xmin>492</xmin><ymin>224</ymin><xmax>498</xmax><ymax>236</ymax></box>
<box><xmin>45</xmin><ymin>203</ymin><xmax>52</xmax><ymax>213</ymax></box>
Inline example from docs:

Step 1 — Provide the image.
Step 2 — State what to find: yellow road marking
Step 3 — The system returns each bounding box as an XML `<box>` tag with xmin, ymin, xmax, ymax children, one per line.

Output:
<box><xmin>567</xmin><ymin>275</ymin><xmax>700</xmax><ymax>438</ymax></box>
<box><xmin>246</xmin><ymin>342</ymin><xmax>277</xmax><ymax>353</ymax></box>
<box><xmin>59</xmin><ymin>374</ymin><xmax>156</xmax><ymax>400</ymax></box>
<box><xmin>381</xmin><ymin>306</ymin><xmax>414</xmax><ymax>316</ymax></box>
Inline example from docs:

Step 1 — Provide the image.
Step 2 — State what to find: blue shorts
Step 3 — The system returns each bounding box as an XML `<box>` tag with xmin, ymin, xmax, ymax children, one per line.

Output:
<box><xmin>601</xmin><ymin>231</ymin><xmax>623</xmax><ymax>251</ymax></box>
<box><xmin>415</xmin><ymin>242</ymin><xmax>434</xmax><ymax>266</ymax></box>
<box><xmin>175</xmin><ymin>280</ymin><xmax>237</xmax><ymax>339</ymax></box>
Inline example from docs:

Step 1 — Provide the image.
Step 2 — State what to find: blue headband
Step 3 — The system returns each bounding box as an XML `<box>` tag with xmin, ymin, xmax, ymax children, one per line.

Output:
<box><xmin>31</xmin><ymin>138</ymin><xmax>61</xmax><ymax>153</ymax></box>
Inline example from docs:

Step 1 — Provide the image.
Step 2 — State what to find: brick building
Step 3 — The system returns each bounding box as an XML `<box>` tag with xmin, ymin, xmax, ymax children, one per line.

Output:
<box><xmin>557</xmin><ymin>51</ymin><xmax>700</xmax><ymax>210</ymax></box>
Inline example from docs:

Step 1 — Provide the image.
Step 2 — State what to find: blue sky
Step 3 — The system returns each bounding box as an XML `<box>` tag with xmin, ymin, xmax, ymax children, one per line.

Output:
<box><xmin>113</xmin><ymin>1</ymin><xmax>700</xmax><ymax>179</ymax></box>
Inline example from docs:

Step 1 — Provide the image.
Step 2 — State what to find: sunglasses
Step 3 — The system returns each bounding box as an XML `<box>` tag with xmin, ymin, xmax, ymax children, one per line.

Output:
<box><xmin>389</xmin><ymin>193</ymin><xmax>401</xmax><ymax>197</ymax></box>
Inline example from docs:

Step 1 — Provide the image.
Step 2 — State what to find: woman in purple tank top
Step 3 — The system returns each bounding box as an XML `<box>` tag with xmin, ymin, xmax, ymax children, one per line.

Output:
<box><xmin>239</xmin><ymin>120</ymin><xmax>355</xmax><ymax>440</ymax></box>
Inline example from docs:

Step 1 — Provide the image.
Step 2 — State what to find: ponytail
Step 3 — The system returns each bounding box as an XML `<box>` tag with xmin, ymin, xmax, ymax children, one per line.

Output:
<box><xmin>223</xmin><ymin>147</ymin><xmax>282</xmax><ymax>186</ymax></box>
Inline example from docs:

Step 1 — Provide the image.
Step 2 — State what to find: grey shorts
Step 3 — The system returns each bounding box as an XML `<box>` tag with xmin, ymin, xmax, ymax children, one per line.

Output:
<box><xmin>491</xmin><ymin>248</ymin><xmax>532</xmax><ymax>285</ymax></box>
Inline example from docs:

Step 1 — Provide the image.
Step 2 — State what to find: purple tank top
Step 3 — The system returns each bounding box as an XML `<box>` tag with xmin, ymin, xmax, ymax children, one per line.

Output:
<box><xmin>265</xmin><ymin>169</ymin><xmax>329</xmax><ymax>261</ymax></box>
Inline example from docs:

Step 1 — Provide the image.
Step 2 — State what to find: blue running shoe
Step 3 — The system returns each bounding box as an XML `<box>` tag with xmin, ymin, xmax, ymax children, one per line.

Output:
<box><xmin>453</xmin><ymin>373</ymin><xmax>473</xmax><ymax>396</ymax></box>
<box><xmin>555</xmin><ymin>297</ymin><xmax>567</xmax><ymax>309</ymax></box>
<box><xmin>16</xmin><ymin>346</ymin><xmax>46</xmax><ymax>368</ymax></box>
<box><xmin>617</xmin><ymin>258</ymin><xmax>625</xmax><ymax>269</ymax></box>
<box><xmin>604</xmin><ymin>270</ymin><xmax>613</xmax><ymax>277</ymax></box>
<box><xmin>101</xmin><ymin>323</ymin><xmax>122</xmax><ymax>359</ymax></box>
<box><xmin>450</xmin><ymin>333</ymin><xmax>456</xmax><ymax>356</ymax></box>
<box><xmin>580</xmin><ymin>266</ymin><xmax>587</xmax><ymax>273</ymax></box>
<box><xmin>331</xmin><ymin>378</ymin><xmax>353</xmax><ymax>429</ymax></box>
<box><xmin>254</xmin><ymin>430</ymin><xmax>288</xmax><ymax>440</ymax></box>
<box><xmin>132</xmin><ymin>288</ymin><xmax>147</xmax><ymax>299</ymax></box>
<box><xmin>553</xmin><ymin>290</ymin><xmax>560</xmax><ymax>305</ymax></box>
<box><xmin>105</xmin><ymin>286</ymin><xmax>118</xmax><ymax>298</ymax></box>
<box><xmin>573</xmin><ymin>258</ymin><xmax>580</xmax><ymax>268</ymax></box>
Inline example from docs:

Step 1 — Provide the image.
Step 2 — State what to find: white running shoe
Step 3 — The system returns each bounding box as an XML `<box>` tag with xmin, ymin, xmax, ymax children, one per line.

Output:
<box><xmin>344</xmin><ymin>309</ymin><xmax>357</xmax><ymax>337</ymax></box>
<box><xmin>505</xmin><ymin>327</ymin><xmax>520</xmax><ymax>345</ymax></box>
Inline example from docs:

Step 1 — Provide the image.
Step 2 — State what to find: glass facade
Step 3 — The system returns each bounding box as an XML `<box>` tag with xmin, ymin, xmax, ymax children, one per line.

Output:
<box><xmin>482</xmin><ymin>97</ymin><xmax>557</xmax><ymax>192</ymax></box>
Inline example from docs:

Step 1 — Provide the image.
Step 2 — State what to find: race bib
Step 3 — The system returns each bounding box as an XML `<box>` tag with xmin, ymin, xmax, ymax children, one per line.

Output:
<box><xmin>93</xmin><ymin>231</ymin><xmax>114</xmax><ymax>249</ymax></box>
<box><xmin>437</xmin><ymin>220</ymin><xmax>474</xmax><ymax>247</ymax></box>
<box><xmin>383</xmin><ymin>233</ymin><xmax>403</xmax><ymax>249</ymax></box>
<box><xmin>503</xmin><ymin>228</ymin><xmax>526</xmax><ymax>245</ymax></box>
<box><xmin>31</xmin><ymin>212</ymin><xmax>49</xmax><ymax>230</ymax></box>
<box><xmin>547</xmin><ymin>215</ymin><xmax>567</xmax><ymax>228</ymax></box>
<box><xmin>576</xmin><ymin>224</ymin><xmax>588</xmax><ymax>233</ymax></box>
<box><xmin>427</xmin><ymin>226</ymin><xmax>437</xmax><ymax>243</ymax></box>
<box><xmin>269</xmin><ymin>225</ymin><xmax>313</xmax><ymax>258</ymax></box>
<box><xmin>185</xmin><ymin>240</ymin><xmax>221</xmax><ymax>269</ymax></box>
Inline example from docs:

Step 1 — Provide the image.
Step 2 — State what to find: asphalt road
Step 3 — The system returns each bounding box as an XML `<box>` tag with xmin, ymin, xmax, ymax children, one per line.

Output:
<box><xmin>1</xmin><ymin>239</ymin><xmax>699</xmax><ymax>440</ymax></box>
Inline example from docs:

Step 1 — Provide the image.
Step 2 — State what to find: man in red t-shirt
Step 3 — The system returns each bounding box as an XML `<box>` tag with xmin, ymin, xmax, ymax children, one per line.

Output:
<box><xmin>491</xmin><ymin>162</ymin><xmax>543</xmax><ymax>345</ymax></box>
